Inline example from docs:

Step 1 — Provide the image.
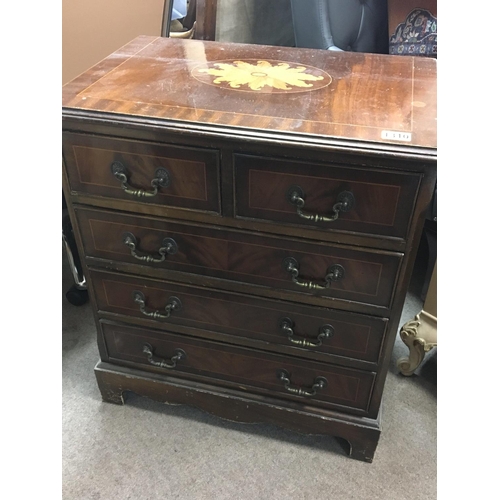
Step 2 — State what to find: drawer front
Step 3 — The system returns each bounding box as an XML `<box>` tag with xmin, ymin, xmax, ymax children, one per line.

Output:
<box><xmin>91</xmin><ymin>270</ymin><xmax>388</xmax><ymax>363</ymax></box>
<box><xmin>234</xmin><ymin>154</ymin><xmax>421</xmax><ymax>239</ymax></box>
<box><xmin>77</xmin><ymin>208</ymin><xmax>402</xmax><ymax>308</ymax></box>
<box><xmin>62</xmin><ymin>132</ymin><xmax>221</xmax><ymax>213</ymax></box>
<box><xmin>101</xmin><ymin>321</ymin><xmax>376</xmax><ymax>412</ymax></box>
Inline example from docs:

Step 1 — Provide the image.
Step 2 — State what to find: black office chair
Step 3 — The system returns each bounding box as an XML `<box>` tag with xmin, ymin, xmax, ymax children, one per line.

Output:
<box><xmin>290</xmin><ymin>0</ymin><xmax>389</xmax><ymax>54</ymax></box>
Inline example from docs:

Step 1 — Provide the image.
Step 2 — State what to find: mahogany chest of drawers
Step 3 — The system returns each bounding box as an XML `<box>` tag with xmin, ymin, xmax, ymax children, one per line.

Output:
<box><xmin>62</xmin><ymin>36</ymin><xmax>437</xmax><ymax>462</ymax></box>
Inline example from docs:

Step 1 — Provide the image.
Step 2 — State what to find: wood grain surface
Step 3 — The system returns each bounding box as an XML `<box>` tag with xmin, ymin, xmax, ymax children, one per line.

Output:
<box><xmin>101</xmin><ymin>321</ymin><xmax>376</xmax><ymax>413</ymax></box>
<box><xmin>63</xmin><ymin>132</ymin><xmax>221</xmax><ymax>213</ymax></box>
<box><xmin>234</xmin><ymin>153</ymin><xmax>421</xmax><ymax>239</ymax></box>
<box><xmin>62</xmin><ymin>36</ymin><xmax>437</xmax><ymax>149</ymax></box>
<box><xmin>90</xmin><ymin>269</ymin><xmax>388</xmax><ymax>364</ymax></box>
<box><xmin>76</xmin><ymin>206</ymin><xmax>402</xmax><ymax>308</ymax></box>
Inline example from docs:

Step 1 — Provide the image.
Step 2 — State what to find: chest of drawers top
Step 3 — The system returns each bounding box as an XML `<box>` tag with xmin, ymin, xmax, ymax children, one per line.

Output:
<box><xmin>62</xmin><ymin>35</ymin><xmax>437</xmax><ymax>153</ymax></box>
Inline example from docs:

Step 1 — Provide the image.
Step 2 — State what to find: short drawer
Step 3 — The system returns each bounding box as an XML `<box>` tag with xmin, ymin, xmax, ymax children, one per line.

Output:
<box><xmin>62</xmin><ymin>132</ymin><xmax>221</xmax><ymax>214</ymax></box>
<box><xmin>101</xmin><ymin>321</ymin><xmax>376</xmax><ymax>413</ymax></box>
<box><xmin>234</xmin><ymin>154</ymin><xmax>421</xmax><ymax>240</ymax></box>
<box><xmin>90</xmin><ymin>270</ymin><xmax>388</xmax><ymax>363</ymax></box>
<box><xmin>76</xmin><ymin>207</ymin><xmax>402</xmax><ymax>308</ymax></box>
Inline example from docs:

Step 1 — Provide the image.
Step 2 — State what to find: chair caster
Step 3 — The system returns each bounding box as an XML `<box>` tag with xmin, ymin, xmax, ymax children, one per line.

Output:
<box><xmin>65</xmin><ymin>285</ymin><xmax>89</xmax><ymax>306</ymax></box>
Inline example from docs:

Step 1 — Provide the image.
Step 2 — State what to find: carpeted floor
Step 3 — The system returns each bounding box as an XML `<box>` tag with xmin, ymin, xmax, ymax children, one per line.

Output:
<box><xmin>62</xmin><ymin>248</ymin><xmax>436</xmax><ymax>500</ymax></box>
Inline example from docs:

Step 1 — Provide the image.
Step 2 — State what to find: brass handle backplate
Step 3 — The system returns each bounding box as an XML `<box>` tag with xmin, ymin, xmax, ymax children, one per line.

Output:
<box><xmin>142</xmin><ymin>343</ymin><xmax>186</xmax><ymax>369</ymax></box>
<box><xmin>282</xmin><ymin>257</ymin><xmax>345</xmax><ymax>291</ymax></box>
<box><xmin>276</xmin><ymin>369</ymin><xmax>328</xmax><ymax>397</ymax></box>
<box><xmin>286</xmin><ymin>185</ymin><xmax>355</xmax><ymax>223</ymax></box>
<box><xmin>133</xmin><ymin>291</ymin><xmax>182</xmax><ymax>320</ymax></box>
<box><xmin>111</xmin><ymin>161</ymin><xmax>170</xmax><ymax>198</ymax></box>
<box><xmin>123</xmin><ymin>232</ymin><xmax>178</xmax><ymax>263</ymax></box>
<box><xmin>279</xmin><ymin>317</ymin><xmax>334</xmax><ymax>347</ymax></box>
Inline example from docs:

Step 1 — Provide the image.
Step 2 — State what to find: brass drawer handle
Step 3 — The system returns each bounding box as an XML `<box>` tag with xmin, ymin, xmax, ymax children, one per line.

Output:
<box><xmin>276</xmin><ymin>369</ymin><xmax>328</xmax><ymax>397</ymax></box>
<box><xmin>143</xmin><ymin>343</ymin><xmax>186</xmax><ymax>369</ymax></box>
<box><xmin>123</xmin><ymin>232</ymin><xmax>178</xmax><ymax>263</ymax></box>
<box><xmin>286</xmin><ymin>185</ymin><xmax>354</xmax><ymax>223</ymax></box>
<box><xmin>282</xmin><ymin>257</ymin><xmax>345</xmax><ymax>291</ymax></box>
<box><xmin>133</xmin><ymin>291</ymin><xmax>182</xmax><ymax>320</ymax></box>
<box><xmin>111</xmin><ymin>161</ymin><xmax>170</xmax><ymax>198</ymax></box>
<box><xmin>279</xmin><ymin>317</ymin><xmax>334</xmax><ymax>347</ymax></box>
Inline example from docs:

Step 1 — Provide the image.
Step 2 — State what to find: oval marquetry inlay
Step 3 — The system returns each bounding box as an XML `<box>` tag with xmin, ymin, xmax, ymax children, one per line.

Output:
<box><xmin>191</xmin><ymin>59</ymin><xmax>332</xmax><ymax>93</ymax></box>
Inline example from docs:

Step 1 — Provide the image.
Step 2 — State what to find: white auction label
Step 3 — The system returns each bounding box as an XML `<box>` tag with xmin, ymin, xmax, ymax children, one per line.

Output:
<box><xmin>381</xmin><ymin>130</ymin><xmax>412</xmax><ymax>142</ymax></box>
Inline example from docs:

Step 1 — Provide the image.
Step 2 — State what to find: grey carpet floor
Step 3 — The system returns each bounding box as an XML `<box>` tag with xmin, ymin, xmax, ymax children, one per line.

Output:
<box><xmin>62</xmin><ymin>250</ymin><xmax>436</xmax><ymax>500</ymax></box>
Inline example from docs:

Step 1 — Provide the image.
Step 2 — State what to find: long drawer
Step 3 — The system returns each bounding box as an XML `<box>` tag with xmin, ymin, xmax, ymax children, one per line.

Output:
<box><xmin>76</xmin><ymin>207</ymin><xmax>402</xmax><ymax>308</ymax></box>
<box><xmin>234</xmin><ymin>153</ymin><xmax>421</xmax><ymax>240</ymax></box>
<box><xmin>62</xmin><ymin>132</ymin><xmax>221</xmax><ymax>214</ymax></box>
<box><xmin>90</xmin><ymin>269</ymin><xmax>388</xmax><ymax>363</ymax></box>
<box><xmin>101</xmin><ymin>321</ymin><xmax>376</xmax><ymax>413</ymax></box>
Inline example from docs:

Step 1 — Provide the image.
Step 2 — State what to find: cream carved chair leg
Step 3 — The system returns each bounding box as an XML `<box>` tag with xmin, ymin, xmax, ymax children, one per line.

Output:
<box><xmin>398</xmin><ymin>262</ymin><xmax>437</xmax><ymax>376</ymax></box>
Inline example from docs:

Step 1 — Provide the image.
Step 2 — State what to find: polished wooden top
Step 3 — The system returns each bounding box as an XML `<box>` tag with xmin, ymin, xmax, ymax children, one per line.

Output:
<box><xmin>62</xmin><ymin>36</ymin><xmax>437</xmax><ymax>151</ymax></box>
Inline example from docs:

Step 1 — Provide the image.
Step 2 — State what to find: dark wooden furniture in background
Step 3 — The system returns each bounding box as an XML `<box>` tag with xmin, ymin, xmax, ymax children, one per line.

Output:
<box><xmin>62</xmin><ymin>36</ymin><xmax>437</xmax><ymax>462</ymax></box>
<box><xmin>194</xmin><ymin>0</ymin><xmax>218</xmax><ymax>40</ymax></box>
<box><xmin>175</xmin><ymin>0</ymin><xmax>218</xmax><ymax>40</ymax></box>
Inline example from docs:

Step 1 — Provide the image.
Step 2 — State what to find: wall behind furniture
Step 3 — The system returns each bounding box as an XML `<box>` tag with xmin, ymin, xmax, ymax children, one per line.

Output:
<box><xmin>62</xmin><ymin>0</ymin><xmax>164</xmax><ymax>84</ymax></box>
